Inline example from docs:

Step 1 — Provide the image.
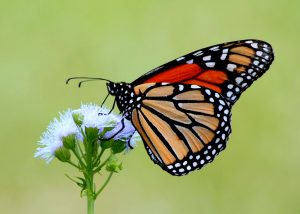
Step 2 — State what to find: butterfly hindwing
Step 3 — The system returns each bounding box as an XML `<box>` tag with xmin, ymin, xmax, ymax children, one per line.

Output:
<box><xmin>131</xmin><ymin>83</ymin><xmax>232</xmax><ymax>176</ymax></box>
<box><xmin>132</xmin><ymin>39</ymin><xmax>274</xmax><ymax>105</ymax></box>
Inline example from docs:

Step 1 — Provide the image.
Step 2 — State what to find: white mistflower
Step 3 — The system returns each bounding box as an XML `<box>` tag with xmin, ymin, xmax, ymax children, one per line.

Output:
<box><xmin>35</xmin><ymin>103</ymin><xmax>141</xmax><ymax>163</ymax></box>
<box><xmin>35</xmin><ymin>109</ymin><xmax>80</xmax><ymax>163</ymax></box>
<box><xmin>76</xmin><ymin>103</ymin><xmax>121</xmax><ymax>132</ymax></box>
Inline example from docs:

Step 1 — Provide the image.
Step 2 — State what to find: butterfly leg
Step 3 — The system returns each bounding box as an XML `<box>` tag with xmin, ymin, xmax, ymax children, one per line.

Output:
<box><xmin>98</xmin><ymin>99</ymin><xmax>116</xmax><ymax>116</ymax></box>
<box><xmin>125</xmin><ymin>131</ymin><xmax>136</xmax><ymax>150</ymax></box>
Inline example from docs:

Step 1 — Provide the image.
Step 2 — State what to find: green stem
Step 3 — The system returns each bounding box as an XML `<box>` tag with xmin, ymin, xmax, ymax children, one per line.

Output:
<box><xmin>87</xmin><ymin>190</ymin><xmax>94</xmax><ymax>214</ymax></box>
<box><xmin>72</xmin><ymin>148</ymin><xmax>87</xmax><ymax>168</ymax></box>
<box><xmin>67</xmin><ymin>160</ymin><xmax>80</xmax><ymax>169</ymax></box>
<box><xmin>93</xmin><ymin>148</ymin><xmax>105</xmax><ymax>166</ymax></box>
<box><xmin>95</xmin><ymin>172</ymin><xmax>113</xmax><ymax>199</ymax></box>
<box><xmin>93</xmin><ymin>154</ymin><xmax>112</xmax><ymax>174</ymax></box>
<box><xmin>85</xmin><ymin>134</ymin><xmax>95</xmax><ymax>214</ymax></box>
<box><xmin>77</xmin><ymin>142</ymin><xmax>85</xmax><ymax>159</ymax></box>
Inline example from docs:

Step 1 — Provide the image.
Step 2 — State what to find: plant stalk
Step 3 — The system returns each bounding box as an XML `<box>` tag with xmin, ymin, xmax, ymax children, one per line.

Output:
<box><xmin>87</xmin><ymin>191</ymin><xmax>94</xmax><ymax>214</ymax></box>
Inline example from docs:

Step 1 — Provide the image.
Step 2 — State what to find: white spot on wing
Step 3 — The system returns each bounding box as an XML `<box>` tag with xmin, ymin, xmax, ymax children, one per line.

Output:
<box><xmin>253</xmin><ymin>60</ymin><xmax>259</xmax><ymax>66</ymax></box>
<box><xmin>263</xmin><ymin>47</ymin><xmax>270</xmax><ymax>52</ymax></box>
<box><xmin>227</xmin><ymin>91</ymin><xmax>233</xmax><ymax>97</ymax></box>
<box><xmin>219</xmin><ymin>100</ymin><xmax>225</xmax><ymax>105</ymax></box>
<box><xmin>191</xmin><ymin>85</ymin><xmax>200</xmax><ymax>89</ymax></box>
<box><xmin>175</xmin><ymin>163</ymin><xmax>181</xmax><ymax>167</ymax></box>
<box><xmin>227</xmin><ymin>63</ymin><xmax>237</xmax><ymax>72</ymax></box>
<box><xmin>256</xmin><ymin>51</ymin><xmax>263</xmax><ymax>57</ymax></box>
<box><xmin>193</xmin><ymin>51</ymin><xmax>203</xmax><ymax>56</ymax></box>
<box><xmin>167</xmin><ymin>165</ymin><xmax>173</xmax><ymax>169</ymax></box>
<box><xmin>235</xmin><ymin>77</ymin><xmax>243</xmax><ymax>84</ymax></box>
<box><xmin>251</xmin><ymin>43</ymin><xmax>258</xmax><ymax>49</ymax></box>
<box><xmin>186</xmin><ymin>59</ymin><xmax>194</xmax><ymax>64</ymax></box>
<box><xmin>227</xmin><ymin>84</ymin><xmax>234</xmax><ymax>89</ymax></box>
<box><xmin>203</xmin><ymin>55</ymin><xmax>211</xmax><ymax>61</ymax></box>
<box><xmin>205</xmin><ymin>89</ymin><xmax>211</xmax><ymax>95</ymax></box>
<box><xmin>176</xmin><ymin>57</ymin><xmax>185</xmax><ymax>61</ymax></box>
<box><xmin>206</xmin><ymin>62</ymin><xmax>215</xmax><ymax>68</ymax></box>
<box><xmin>210</xmin><ymin>46</ymin><xmax>219</xmax><ymax>51</ymax></box>
<box><xmin>178</xmin><ymin>85</ymin><xmax>184</xmax><ymax>91</ymax></box>
<box><xmin>221</xmin><ymin>53</ymin><xmax>227</xmax><ymax>60</ymax></box>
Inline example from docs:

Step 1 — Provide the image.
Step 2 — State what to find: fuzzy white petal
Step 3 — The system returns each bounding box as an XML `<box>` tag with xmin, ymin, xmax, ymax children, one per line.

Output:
<box><xmin>35</xmin><ymin>109</ymin><xmax>80</xmax><ymax>163</ymax></box>
<box><xmin>77</xmin><ymin>104</ymin><xmax>121</xmax><ymax>132</ymax></box>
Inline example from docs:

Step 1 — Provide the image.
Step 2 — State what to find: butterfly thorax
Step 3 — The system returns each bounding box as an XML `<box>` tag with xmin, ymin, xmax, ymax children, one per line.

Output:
<box><xmin>106</xmin><ymin>82</ymin><xmax>141</xmax><ymax>120</ymax></box>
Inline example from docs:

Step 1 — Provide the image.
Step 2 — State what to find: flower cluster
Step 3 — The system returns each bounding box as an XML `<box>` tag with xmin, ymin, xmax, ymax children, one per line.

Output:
<box><xmin>35</xmin><ymin>103</ymin><xmax>140</xmax><ymax>163</ymax></box>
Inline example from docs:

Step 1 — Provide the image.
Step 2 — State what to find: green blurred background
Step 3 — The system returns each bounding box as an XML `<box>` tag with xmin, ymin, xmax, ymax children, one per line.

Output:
<box><xmin>1</xmin><ymin>0</ymin><xmax>299</xmax><ymax>213</ymax></box>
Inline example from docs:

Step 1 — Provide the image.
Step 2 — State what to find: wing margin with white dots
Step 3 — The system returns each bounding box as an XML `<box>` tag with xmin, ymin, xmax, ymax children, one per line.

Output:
<box><xmin>131</xmin><ymin>83</ymin><xmax>232</xmax><ymax>176</ymax></box>
<box><xmin>200</xmin><ymin>39</ymin><xmax>274</xmax><ymax>104</ymax></box>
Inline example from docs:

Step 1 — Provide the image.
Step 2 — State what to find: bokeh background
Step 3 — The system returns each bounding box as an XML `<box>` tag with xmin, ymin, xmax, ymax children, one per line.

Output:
<box><xmin>1</xmin><ymin>0</ymin><xmax>299</xmax><ymax>213</ymax></box>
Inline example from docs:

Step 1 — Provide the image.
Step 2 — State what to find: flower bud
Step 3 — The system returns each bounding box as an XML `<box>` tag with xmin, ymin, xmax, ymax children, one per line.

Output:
<box><xmin>85</xmin><ymin>127</ymin><xmax>99</xmax><ymax>143</ymax></box>
<box><xmin>72</xmin><ymin>113</ymin><xmax>83</xmax><ymax>127</ymax></box>
<box><xmin>54</xmin><ymin>147</ymin><xmax>71</xmax><ymax>162</ymax></box>
<box><xmin>62</xmin><ymin>134</ymin><xmax>76</xmax><ymax>150</ymax></box>
<box><xmin>106</xmin><ymin>155</ymin><xmax>123</xmax><ymax>173</ymax></box>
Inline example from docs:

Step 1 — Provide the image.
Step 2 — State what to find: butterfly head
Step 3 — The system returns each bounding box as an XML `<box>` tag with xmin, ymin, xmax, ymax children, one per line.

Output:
<box><xmin>106</xmin><ymin>82</ymin><xmax>135</xmax><ymax>119</ymax></box>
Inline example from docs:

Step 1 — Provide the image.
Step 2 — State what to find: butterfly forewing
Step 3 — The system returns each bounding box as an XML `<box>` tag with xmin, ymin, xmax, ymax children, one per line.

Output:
<box><xmin>131</xmin><ymin>83</ymin><xmax>232</xmax><ymax>175</ymax></box>
<box><xmin>132</xmin><ymin>39</ymin><xmax>274</xmax><ymax>105</ymax></box>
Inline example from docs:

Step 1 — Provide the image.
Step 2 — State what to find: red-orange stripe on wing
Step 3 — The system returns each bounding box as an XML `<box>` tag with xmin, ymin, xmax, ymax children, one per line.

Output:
<box><xmin>144</xmin><ymin>64</ymin><xmax>203</xmax><ymax>83</ymax></box>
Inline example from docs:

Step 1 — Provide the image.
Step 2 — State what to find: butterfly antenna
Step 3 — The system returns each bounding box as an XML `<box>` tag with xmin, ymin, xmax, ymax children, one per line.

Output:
<box><xmin>66</xmin><ymin>77</ymin><xmax>111</xmax><ymax>87</ymax></box>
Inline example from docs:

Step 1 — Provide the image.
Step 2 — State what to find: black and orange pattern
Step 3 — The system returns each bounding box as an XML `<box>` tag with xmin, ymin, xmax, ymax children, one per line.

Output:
<box><xmin>105</xmin><ymin>39</ymin><xmax>274</xmax><ymax>176</ymax></box>
<box><xmin>131</xmin><ymin>83</ymin><xmax>231</xmax><ymax>175</ymax></box>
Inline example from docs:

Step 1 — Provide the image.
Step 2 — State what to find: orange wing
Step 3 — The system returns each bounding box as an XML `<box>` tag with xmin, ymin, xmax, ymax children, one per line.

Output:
<box><xmin>131</xmin><ymin>83</ymin><xmax>231</xmax><ymax>176</ymax></box>
<box><xmin>132</xmin><ymin>40</ymin><xmax>274</xmax><ymax>105</ymax></box>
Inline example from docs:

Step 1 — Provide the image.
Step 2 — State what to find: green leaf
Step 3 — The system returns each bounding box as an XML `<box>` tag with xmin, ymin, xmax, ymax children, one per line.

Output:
<box><xmin>100</xmin><ymin>140</ymin><xmax>113</xmax><ymax>149</ymax></box>
<box><xmin>76</xmin><ymin>176</ymin><xmax>87</xmax><ymax>188</ymax></box>
<box><xmin>111</xmin><ymin>140</ymin><xmax>126</xmax><ymax>154</ymax></box>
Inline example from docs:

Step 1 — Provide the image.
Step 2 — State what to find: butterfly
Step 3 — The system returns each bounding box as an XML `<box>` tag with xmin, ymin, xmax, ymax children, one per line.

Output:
<box><xmin>68</xmin><ymin>39</ymin><xmax>274</xmax><ymax>176</ymax></box>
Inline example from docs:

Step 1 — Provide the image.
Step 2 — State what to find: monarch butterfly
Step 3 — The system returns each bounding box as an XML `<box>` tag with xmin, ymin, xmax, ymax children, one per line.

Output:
<box><xmin>68</xmin><ymin>39</ymin><xmax>274</xmax><ymax>176</ymax></box>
